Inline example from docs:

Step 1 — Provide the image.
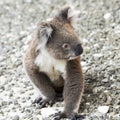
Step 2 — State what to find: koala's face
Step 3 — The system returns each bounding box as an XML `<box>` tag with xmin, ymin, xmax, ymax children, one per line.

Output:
<box><xmin>38</xmin><ymin>6</ymin><xmax>83</xmax><ymax>60</ymax></box>
<box><xmin>46</xmin><ymin>23</ymin><xmax>83</xmax><ymax>60</ymax></box>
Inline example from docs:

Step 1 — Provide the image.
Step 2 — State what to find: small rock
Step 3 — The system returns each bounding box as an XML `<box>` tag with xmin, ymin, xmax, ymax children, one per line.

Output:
<box><xmin>98</xmin><ymin>106</ymin><xmax>109</xmax><ymax>114</ymax></box>
<box><xmin>102</xmin><ymin>78</ymin><xmax>109</xmax><ymax>82</ymax></box>
<box><xmin>41</xmin><ymin>107</ymin><xmax>56</xmax><ymax>118</ymax></box>
<box><xmin>104</xmin><ymin>13</ymin><xmax>111</xmax><ymax>20</ymax></box>
<box><xmin>85</xmin><ymin>47</ymin><xmax>90</xmax><ymax>53</ymax></box>
<box><xmin>41</xmin><ymin>107</ymin><xmax>63</xmax><ymax>119</ymax></box>
<box><xmin>93</xmin><ymin>53</ymin><xmax>103</xmax><ymax>58</ymax></box>
<box><xmin>12</xmin><ymin>115</ymin><xmax>19</xmax><ymax>120</ymax></box>
<box><xmin>81</xmin><ymin>61</ymin><xmax>87</xmax><ymax>66</ymax></box>
<box><xmin>0</xmin><ymin>76</ymin><xmax>6</xmax><ymax>85</ymax></box>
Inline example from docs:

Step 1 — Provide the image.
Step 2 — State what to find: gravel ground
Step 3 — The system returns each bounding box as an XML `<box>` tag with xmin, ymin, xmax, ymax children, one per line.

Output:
<box><xmin>0</xmin><ymin>0</ymin><xmax>120</xmax><ymax>120</ymax></box>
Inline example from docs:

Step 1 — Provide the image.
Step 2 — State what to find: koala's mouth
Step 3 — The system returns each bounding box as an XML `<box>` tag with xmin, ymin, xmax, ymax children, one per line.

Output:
<box><xmin>68</xmin><ymin>55</ymin><xmax>80</xmax><ymax>60</ymax></box>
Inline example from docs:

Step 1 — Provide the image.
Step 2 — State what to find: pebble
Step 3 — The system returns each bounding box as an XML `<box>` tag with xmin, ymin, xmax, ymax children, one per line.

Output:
<box><xmin>102</xmin><ymin>78</ymin><xmax>109</xmax><ymax>82</ymax></box>
<box><xmin>93</xmin><ymin>53</ymin><xmax>103</xmax><ymax>58</ymax></box>
<box><xmin>41</xmin><ymin>107</ymin><xmax>63</xmax><ymax>119</ymax></box>
<box><xmin>81</xmin><ymin>61</ymin><xmax>87</xmax><ymax>66</ymax></box>
<box><xmin>104</xmin><ymin>13</ymin><xmax>111</xmax><ymax>20</ymax></box>
<box><xmin>41</xmin><ymin>108</ymin><xmax>56</xmax><ymax>118</ymax></box>
<box><xmin>0</xmin><ymin>76</ymin><xmax>6</xmax><ymax>85</ymax></box>
<box><xmin>98</xmin><ymin>106</ymin><xmax>109</xmax><ymax>114</ymax></box>
<box><xmin>84</xmin><ymin>47</ymin><xmax>90</xmax><ymax>53</ymax></box>
<box><xmin>12</xmin><ymin>115</ymin><xmax>19</xmax><ymax>120</ymax></box>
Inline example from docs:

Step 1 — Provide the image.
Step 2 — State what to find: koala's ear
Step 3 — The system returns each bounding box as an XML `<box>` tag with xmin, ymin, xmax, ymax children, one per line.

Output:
<box><xmin>56</xmin><ymin>6</ymin><xmax>75</xmax><ymax>23</ymax></box>
<box><xmin>38</xmin><ymin>23</ymin><xmax>53</xmax><ymax>46</ymax></box>
<box><xmin>39</xmin><ymin>23</ymin><xmax>53</xmax><ymax>38</ymax></box>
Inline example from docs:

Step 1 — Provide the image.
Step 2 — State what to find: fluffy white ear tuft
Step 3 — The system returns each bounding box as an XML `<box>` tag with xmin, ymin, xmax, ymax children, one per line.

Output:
<box><xmin>40</xmin><ymin>24</ymin><xmax>53</xmax><ymax>38</ymax></box>
<box><xmin>38</xmin><ymin>23</ymin><xmax>53</xmax><ymax>48</ymax></box>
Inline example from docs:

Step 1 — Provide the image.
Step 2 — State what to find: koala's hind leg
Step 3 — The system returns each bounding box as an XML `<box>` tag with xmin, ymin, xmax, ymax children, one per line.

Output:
<box><xmin>24</xmin><ymin>60</ymin><xmax>56</xmax><ymax>108</ymax></box>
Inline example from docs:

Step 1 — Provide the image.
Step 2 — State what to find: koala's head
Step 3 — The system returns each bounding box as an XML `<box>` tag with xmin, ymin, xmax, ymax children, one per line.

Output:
<box><xmin>38</xmin><ymin>6</ymin><xmax>83</xmax><ymax>60</ymax></box>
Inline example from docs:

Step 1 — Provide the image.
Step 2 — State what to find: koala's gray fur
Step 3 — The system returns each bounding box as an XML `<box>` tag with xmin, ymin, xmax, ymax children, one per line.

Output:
<box><xmin>24</xmin><ymin>6</ymin><xmax>85</xmax><ymax>119</ymax></box>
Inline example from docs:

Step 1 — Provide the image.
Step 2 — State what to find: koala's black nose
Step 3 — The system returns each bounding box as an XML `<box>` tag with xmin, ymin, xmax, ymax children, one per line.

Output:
<box><xmin>74</xmin><ymin>44</ymin><xmax>83</xmax><ymax>56</ymax></box>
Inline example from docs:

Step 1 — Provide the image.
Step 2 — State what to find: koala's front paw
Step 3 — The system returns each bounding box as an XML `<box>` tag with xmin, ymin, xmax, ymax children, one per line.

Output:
<box><xmin>53</xmin><ymin>111</ymin><xmax>84</xmax><ymax>120</ymax></box>
<box><xmin>71</xmin><ymin>114</ymin><xmax>85</xmax><ymax>120</ymax></box>
<box><xmin>33</xmin><ymin>97</ymin><xmax>54</xmax><ymax>108</ymax></box>
<box><xmin>53</xmin><ymin>111</ymin><xmax>66</xmax><ymax>120</ymax></box>
<box><xmin>32</xmin><ymin>96</ymin><xmax>42</xmax><ymax>104</ymax></box>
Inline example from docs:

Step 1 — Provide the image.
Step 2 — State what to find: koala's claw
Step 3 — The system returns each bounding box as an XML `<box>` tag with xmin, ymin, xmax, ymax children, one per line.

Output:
<box><xmin>53</xmin><ymin>112</ymin><xmax>84</xmax><ymax>120</ymax></box>
<box><xmin>32</xmin><ymin>97</ymin><xmax>42</xmax><ymax>104</ymax></box>
<box><xmin>39</xmin><ymin>99</ymin><xmax>54</xmax><ymax>108</ymax></box>
<box><xmin>71</xmin><ymin>114</ymin><xmax>85</xmax><ymax>120</ymax></box>
<box><xmin>53</xmin><ymin>111</ymin><xmax>62</xmax><ymax>120</ymax></box>
<box><xmin>32</xmin><ymin>97</ymin><xmax>54</xmax><ymax>108</ymax></box>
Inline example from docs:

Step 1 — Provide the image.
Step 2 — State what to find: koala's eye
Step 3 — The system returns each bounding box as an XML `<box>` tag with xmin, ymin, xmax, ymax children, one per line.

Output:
<box><xmin>62</xmin><ymin>43</ymin><xmax>70</xmax><ymax>49</ymax></box>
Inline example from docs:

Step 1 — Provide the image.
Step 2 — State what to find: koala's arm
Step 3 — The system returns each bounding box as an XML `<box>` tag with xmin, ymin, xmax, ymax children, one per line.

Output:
<box><xmin>24</xmin><ymin>56</ymin><xmax>56</xmax><ymax>101</ymax></box>
<box><xmin>63</xmin><ymin>58</ymin><xmax>84</xmax><ymax>116</ymax></box>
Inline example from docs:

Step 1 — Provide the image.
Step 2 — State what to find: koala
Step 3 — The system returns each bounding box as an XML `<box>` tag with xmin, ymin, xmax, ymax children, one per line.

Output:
<box><xmin>24</xmin><ymin>6</ymin><xmax>85</xmax><ymax>120</ymax></box>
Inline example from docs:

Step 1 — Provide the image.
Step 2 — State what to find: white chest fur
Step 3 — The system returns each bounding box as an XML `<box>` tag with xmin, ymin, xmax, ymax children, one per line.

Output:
<box><xmin>34</xmin><ymin>49</ymin><xmax>66</xmax><ymax>81</ymax></box>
